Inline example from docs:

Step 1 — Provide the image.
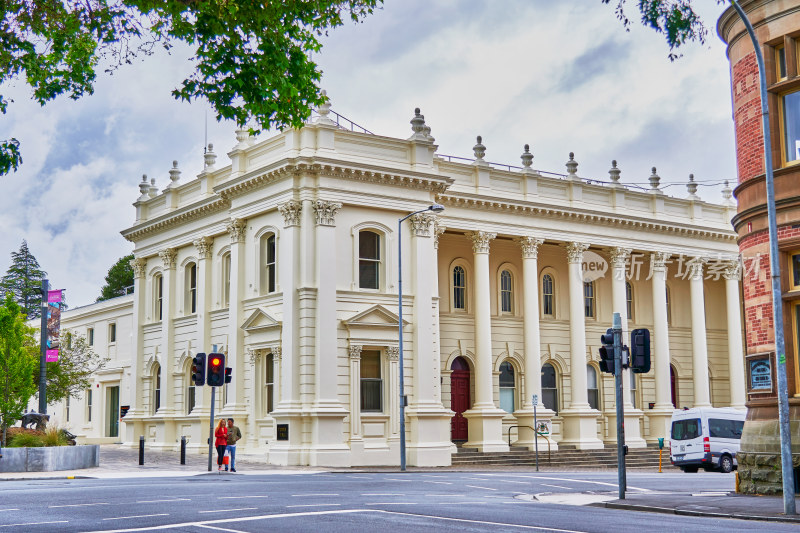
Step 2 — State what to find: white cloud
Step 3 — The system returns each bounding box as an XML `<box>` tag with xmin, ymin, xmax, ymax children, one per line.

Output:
<box><xmin>0</xmin><ymin>1</ymin><xmax>736</xmax><ymax>306</ymax></box>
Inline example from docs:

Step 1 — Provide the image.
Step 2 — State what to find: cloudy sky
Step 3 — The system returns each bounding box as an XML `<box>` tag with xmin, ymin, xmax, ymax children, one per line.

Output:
<box><xmin>0</xmin><ymin>0</ymin><xmax>735</xmax><ymax>307</ymax></box>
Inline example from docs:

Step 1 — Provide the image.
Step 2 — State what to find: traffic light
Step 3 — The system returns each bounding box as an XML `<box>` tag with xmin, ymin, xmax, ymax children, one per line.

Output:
<box><xmin>599</xmin><ymin>328</ymin><xmax>615</xmax><ymax>374</ymax></box>
<box><xmin>191</xmin><ymin>353</ymin><xmax>206</xmax><ymax>386</ymax></box>
<box><xmin>224</xmin><ymin>367</ymin><xmax>232</xmax><ymax>384</ymax></box>
<box><xmin>630</xmin><ymin>328</ymin><xmax>651</xmax><ymax>374</ymax></box>
<box><xmin>207</xmin><ymin>353</ymin><xmax>225</xmax><ymax>386</ymax></box>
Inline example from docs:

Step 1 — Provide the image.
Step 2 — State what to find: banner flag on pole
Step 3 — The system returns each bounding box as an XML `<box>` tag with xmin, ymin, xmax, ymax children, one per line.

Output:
<box><xmin>45</xmin><ymin>290</ymin><xmax>63</xmax><ymax>362</ymax></box>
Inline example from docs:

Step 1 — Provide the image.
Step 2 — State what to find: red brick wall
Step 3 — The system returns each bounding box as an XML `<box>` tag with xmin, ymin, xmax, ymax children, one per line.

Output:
<box><xmin>732</xmin><ymin>53</ymin><xmax>765</xmax><ymax>184</ymax></box>
<box><xmin>739</xmin><ymin>225</ymin><xmax>800</xmax><ymax>351</ymax></box>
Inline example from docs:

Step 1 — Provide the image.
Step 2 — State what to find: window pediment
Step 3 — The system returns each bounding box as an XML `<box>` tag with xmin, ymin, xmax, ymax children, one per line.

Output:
<box><xmin>343</xmin><ymin>304</ymin><xmax>408</xmax><ymax>330</ymax></box>
<box><xmin>240</xmin><ymin>308</ymin><xmax>282</xmax><ymax>332</ymax></box>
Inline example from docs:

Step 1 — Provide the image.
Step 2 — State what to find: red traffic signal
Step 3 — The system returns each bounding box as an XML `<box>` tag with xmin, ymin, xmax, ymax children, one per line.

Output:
<box><xmin>207</xmin><ymin>353</ymin><xmax>225</xmax><ymax>386</ymax></box>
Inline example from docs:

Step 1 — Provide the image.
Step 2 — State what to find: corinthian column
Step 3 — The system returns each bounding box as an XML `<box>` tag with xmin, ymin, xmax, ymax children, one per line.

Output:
<box><xmin>723</xmin><ymin>261</ymin><xmax>746</xmax><ymax>410</ymax></box>
<box><xmin>689</xmin><ymin>258</ymin><xmax>712</xmax><ymax>407</ymax></box>
<box><xmin>225</xmin><ymin>219</ymin><xmax>247</xmax><ymax>414</ymax></box>
<box><xmin>191</xmin><ymin>237</ymin><xmax>213</xmax><ymax>417</ymax></box>
<box><xmin>462</xmin><ymin>231</ymin><xmax>508</xmax><ymax>452</ymax></box>
<box><xmin>122</xmin><ymin>257</ymin><xmax>148</xmax><ymax>446</ymax></box>
<box><xmin>648</xmin><ymin>251</ymin><xmax>673</xmax><ymax>442</ymax></box>
<box><xmin>559</xmin><ymin>241</ymin><xmax>603</xmax><ymax>449</ymax></box>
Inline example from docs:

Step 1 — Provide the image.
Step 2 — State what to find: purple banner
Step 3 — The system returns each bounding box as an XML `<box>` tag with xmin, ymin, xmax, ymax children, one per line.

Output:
<box><xmin>46</xmin><ymin>349</ymin><xmax>59</xmax><ymax>362</ymax></box>
<box><xmin>46</xmin><ymin>289</ymin><xmax>64</xmax><ymax>363</ymax></box>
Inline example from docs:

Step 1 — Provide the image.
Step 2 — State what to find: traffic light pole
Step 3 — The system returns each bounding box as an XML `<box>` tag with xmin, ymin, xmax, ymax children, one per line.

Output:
<box><xmin>208</xmin><ymin>386</ymin><xmax>215</xmax><ymax>472</ymax></box>
<box><xmin>612</xmin><ymin>312</ymin><xmax>626</xmax><ymax>500</ymax></box>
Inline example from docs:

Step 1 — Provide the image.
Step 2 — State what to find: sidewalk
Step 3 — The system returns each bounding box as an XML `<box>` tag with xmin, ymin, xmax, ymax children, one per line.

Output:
<box><xmin>594</xmin><ymin>491</ymin><xmax>800</xmax><ymax>524</ymax></box>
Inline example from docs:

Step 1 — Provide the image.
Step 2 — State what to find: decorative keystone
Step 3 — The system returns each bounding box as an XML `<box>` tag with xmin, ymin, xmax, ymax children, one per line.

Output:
<box><xmin>608</xmin><ymin>160</ymin><xmax>621</xmax><ymax>186</ymax></box>
<box><xmin>473</xmin><ymin>136</ymin><xmax>486</xmax><ymax>161</ymax></box>
<box><xmin>686</xmin><ymin>174</ymin><xmax>699</xmax><ymax>199</ymax></box>
<box><xmin>565</xmin><ymin>152</ymin><xmax>578</xmax><ymax>179</ymax></box>
<box><xmin>204</xmin><ymin>144</ymin><xmax>217</xmax><ymax>170</ymax></box>
<box><xmin>648</xmin><ymin>167</ymin><xmax>662</xmax><ymax>194</ymax></box>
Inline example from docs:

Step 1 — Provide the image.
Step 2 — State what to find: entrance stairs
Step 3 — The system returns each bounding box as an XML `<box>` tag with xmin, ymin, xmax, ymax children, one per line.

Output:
<box><xmin>451</xmin><ymin>445</ymin><xmax>677</xmax><ymax>469</ymax></box>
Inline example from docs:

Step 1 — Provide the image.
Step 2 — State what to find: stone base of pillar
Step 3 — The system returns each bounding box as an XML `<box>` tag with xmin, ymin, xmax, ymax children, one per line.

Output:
<box><xmin>266</xmin><ymin>407</ymin><xmax>306</xmax><ymax>466</ymax></box>
<box><xmin>644</xmin><ymin>407</ymin><xmax>674</xmax><ymax>444</ymax></box>
<box><xmin>406</xmin><ymin>404</ymin><xmax>454</xmax><ymax>466</ymax></box>
<box><xmin>462</xmin><ymin>406</ymin><xmax>510</xmax><ymax>452</ymax></box>
<box><xmin>513</xmin><ymin>408</ymin><xmax>559</xmax><ymax>451</ymax></box>
<box><xmin>121</xmin><ymin>413</ymin><xmax>146</xmax><ymax>448</ymax></box>
<box><xmin>307</xmin><ymin>403</ymin><xmax>350</xmax><ymax>467</ymax></box>
<box><xmin>559</xmin><ymin>408</ymin><xmax>604</xmax><ymax>449</ymax></box>
<box><xmin>604</xmin><ymin>408</ymin><xmax>647</xmax><ymax>448</ymax></box>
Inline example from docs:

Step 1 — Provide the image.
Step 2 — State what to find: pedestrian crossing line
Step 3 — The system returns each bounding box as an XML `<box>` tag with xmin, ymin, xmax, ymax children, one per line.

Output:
<box><xmin>285</xmin><ymin>504</ymin><xmax>341</xmax><ymax>508</ymax></box>
<box><xmin>465</xmin><ymin>485</ymin><xmax>498</xmax><ymax>491</ymax></box>
<box><xmin>199</xmin><ymin>508</ymin><xmax>258</xmax><ymax>514</ymax></box>
<box><xmin>0</xmin><ymin>521</ymin><xmax>69</xmax><ymax>528</ymax></box>
<box><xmin>103</xmin><ymin>514</ymin><xmax>169</xmax><ymax>521</ymax></box>
<box><xmin>219</xmin><ymin>495</ymin><xmax>270</xmax><ymax>499</ymax></box>
<box><xmin>50</xmin><ymin>502</ymin><xmax>110</xmax><ymax>508</ymax></box>
<box><xmin>290</xmin><ymin>493</ymin><xmax>339</xmax><ymax>497</ymax></box>
<box><xmin>136</xmin><ymin>498</ymin><xmax>191</xmax><ymax>503</ymax></box>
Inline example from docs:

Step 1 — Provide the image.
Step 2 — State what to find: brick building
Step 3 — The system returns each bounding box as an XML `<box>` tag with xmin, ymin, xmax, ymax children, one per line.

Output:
<box><xmin>719</xmin><ymin>0</ymin><xmax>800</xmax><ymax>494</ymax></box>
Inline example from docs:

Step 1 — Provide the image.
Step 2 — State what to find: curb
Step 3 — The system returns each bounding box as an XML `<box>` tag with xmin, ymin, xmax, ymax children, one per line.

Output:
<box><xmin>0</xmin><ymin>475</ymin><xmax>95</xmax><ymax>482</ymax></box>
<box><xmin>595</xmin><ymin>501</ymin><xmax>800</xmax><ymax>524</ymax></box>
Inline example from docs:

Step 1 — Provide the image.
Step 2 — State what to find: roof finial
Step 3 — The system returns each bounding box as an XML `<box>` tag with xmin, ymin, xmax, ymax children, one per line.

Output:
<box><xmin>722</xmin><ymin>179</ymin><xmax>734</xmax><ymax>205</ymax></box>
<box><xmin>608</xmin><ymin>160</ymin><xmax>621</xmax><ymax>187</ymax></box>
<box><xmin>204</xmin><ymin>143</ymin><xmax>216</xmax><ymax>170</ymax></box>
<box><xmin>521</xmin><ymin>144</ymin><xmax>533</xmax><ymax>169</ymax></box>
<box><xmin>473</xmin><ymin>135</ymin><xmax>486</xmax><ymax>162</ymax></box>
<box><xmin>649</xmin><ymin>167</ymin><xmax>662</xmax><ymax>194</ymax></box>
<box><xmin>565</xmin><ymin>152</ymin><xmax>578</xmax><ymax>180</ymax></box>
<box><xmin>138</xmin><ymin>174</ymin><xmax>150</xmax><ymax>201</ymax></box>
<box><xmin>686</xmin><ymin>173</ymin><xmax>699</xmax><ymax>199</ymax></box>
<box><xmin>167</xmin><ymin>160</ymin><xmax>181</xmax><ymax>189</ymax></box>
<box><xmin>148</xmin><ymin>177</ymin><xmax>158</xmax><ymax>198</ymax></box>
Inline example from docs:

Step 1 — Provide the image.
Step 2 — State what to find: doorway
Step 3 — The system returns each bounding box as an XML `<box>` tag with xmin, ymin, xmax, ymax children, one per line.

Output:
<box><xmin>106</xmin><ymin>386</ymin><xmax>120</xmax><ymax>438</ymax></box>
<box><xmin>450</xmin><ymin>357</ymin><xmax>470</xmax><ymax>442</ymax></box>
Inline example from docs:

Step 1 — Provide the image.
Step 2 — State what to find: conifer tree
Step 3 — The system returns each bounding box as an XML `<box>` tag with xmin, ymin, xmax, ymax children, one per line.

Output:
<box><xmin>0</xmin><ymin>240</ymin><xmax>47</xmax><ymax>320</ymax></box>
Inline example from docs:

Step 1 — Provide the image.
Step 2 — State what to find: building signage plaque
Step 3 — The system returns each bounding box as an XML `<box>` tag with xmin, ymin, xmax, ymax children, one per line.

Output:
<box><xmin>749</xmin><ymin>358</ymin><xmax>772</xmax><ymax>391</ymax></box>
<box><xmin>276</xmin><ymin>424</ymin><xmax>289</xmax><ymax>441</ymax></box>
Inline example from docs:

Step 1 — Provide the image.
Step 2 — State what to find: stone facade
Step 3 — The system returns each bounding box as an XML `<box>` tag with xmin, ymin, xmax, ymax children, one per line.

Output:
<box><xmin>44</xmin><ymin>99</ymin><xmax>743</xmax><ymax>466</ymax></box>
<box><xmin>719</xmin><ymin>0</ymin><xmax>800</xmax><ymax>494</ymax></box>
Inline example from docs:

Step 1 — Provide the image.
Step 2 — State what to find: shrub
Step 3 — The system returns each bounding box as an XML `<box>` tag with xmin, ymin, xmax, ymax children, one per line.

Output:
<box><xmin>7</xmin><ymin>432</ymin><xmax>44</xmax><ymax>448</ymax></box>
<box><xmin>42</xmin><ymin>425</ymin><xmax>69</xmax><ymax>447</ymax></box>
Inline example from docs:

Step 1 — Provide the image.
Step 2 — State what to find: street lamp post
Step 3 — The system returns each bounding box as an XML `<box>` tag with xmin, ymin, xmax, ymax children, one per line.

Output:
<box><xmin>397</xmin><ymin>203</ymin><xmax>444</xmax><ymax>471</ymax></box>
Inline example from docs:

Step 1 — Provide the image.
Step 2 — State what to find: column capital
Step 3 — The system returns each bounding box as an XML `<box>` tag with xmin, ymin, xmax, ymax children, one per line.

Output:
<box><xmin>722</xmin><ymin>259</ymin><xmax>742</xmax><ymax>280</ymax></box>
<box><xmin>193</xmin><ymin>236</ymin><xmax>214</xmax><ymax>259</ymax></box>
<box><xmin>271</xmin><ymin>346</ymin><xmax>282</xmax><ymax>361</ymax></box>
<box><xmin>608</xmin><ymin>247</ymin><xmax>632</xmax><ymax>267</ymax></box>
<box><xmin>313</xmin><ymin>200</ymin><xmax>342</xmax><ymax>226</ymax></box>
<box><xmin>349</xmin><ymin>344</ymin><xmax>363</xmax><ymax>361</ymax></box>
<box><xmin>434</xmin><ymin>218</ymin><xmax>446</xmax><ymax>249</ymax></box>
<box><xmin>278</xmin><ymin>200</ymin><xmax>302</xmax><ymax>227</ymax></box>
<box><xmin>227</xmin><ymin>218</ymin><xmax>247</xmax><ymax>243</ymax></box>
<box><xmin>130</xmin><ymin>257</ymin><xmax>148</xmax><ymax>279</ymax></box>
<box><xmin>158</xmin><ymin>248</ymin><xmax>177</xmax><ymax>270</ymax></box>
<box><xmin>517</xmin><ymin>236</ymin><xmax>544</xmax><ymax>259</ymax></box>
<box><xmin>247</xmin><ymin>347</ymin><xmax>260</xmax><ymax>365</ymax></box>
<box><xmin>468</xmin><ymin>231</ymin><xmax>496</xmax><ymax>254</ymax></box>
<box><xmin>410</xmin><ymin>212</ymin><xmax>437</xmax><ymax>237</ymax></box>
<box><xmin>386</xmin><ymin>346</ymin><xmax>400</xmax><ymax>361</ymax></box>
<box><xmin>565</xmin><ymin>242</ymin><xmax>589</xmax><ymax>264</ymax></box>
<box><xmin>650</xmin><ymin>251</ymin><xmax>671</xmax><ymax>272</ymax></box>
<box><xmin>688</xmin><ymin>256</ymin><xmax>708</xmax><ymax>280</ymax></box>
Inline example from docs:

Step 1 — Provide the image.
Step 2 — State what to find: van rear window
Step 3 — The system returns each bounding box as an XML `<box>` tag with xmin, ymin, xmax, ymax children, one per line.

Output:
<box><xmin>672</xmin><ymin>418</ymin><xmax>701</xmax><ymax>440</ymax></box>
<box><xmin>709</xmin><ymin>418</ymin><xmax>744</xmax><ymax>439</ymax></box>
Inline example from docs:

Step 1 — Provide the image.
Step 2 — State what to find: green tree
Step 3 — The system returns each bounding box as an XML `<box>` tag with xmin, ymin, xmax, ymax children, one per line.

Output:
<box><xmin>0</xmin><ymin>294</ymin><xmax>39</xmax><ymax>446</ymax></box>
<box><xmin>97</xmin><ymin>254</ymin><xmax>135</xmax><ymax>302</ymax></box>
<box><xmin>0</xmin><ymin>0</ymin><xmax>382</xmax><ymax>175</ymax></box>
<box><xmin>43</xmin><ymin>331</ymin><xmax>109</xmax><ymax>406</ymax></box>
<box><xmin>0</xmin><ymin>240</ymin><xmax>47</xmax><ymax>320</ymax></box>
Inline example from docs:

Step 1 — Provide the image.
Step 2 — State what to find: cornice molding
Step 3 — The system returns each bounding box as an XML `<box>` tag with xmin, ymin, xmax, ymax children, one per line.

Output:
<box><xmin>122</xmin><ymin>196</ymin><xmax>229</xmax><ymax>242</ymax></box>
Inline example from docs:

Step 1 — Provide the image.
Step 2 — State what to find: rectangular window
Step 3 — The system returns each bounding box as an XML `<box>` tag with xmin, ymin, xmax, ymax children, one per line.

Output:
<box><xmin>777</xmin><ymin>45</ymin><xmax>787</xmax><ymax>81</ymax></box>
<box><xmin>223</xmin><ymin>254</ymin><xmax>231</xmax><ymax>307</ymax></box>
<box><xmin>671</xmin><ymin>418</ymin><xmax>702</xmax><ymax>440</ymax></box>
<box><xmin>583</xmin><ymin>281</ymin><xmax>595</xmax><ymax>318</ymax></box>
<box><xmin>266</xmin><ymin>235</ymin><xmax>276</xmax><ymax>293</ymax></box>
<box><xmin>542</xmin><ymin>274</ymin><xmax>554</xmax><ymax>317</ymax></box>
<box><xmin>265</xmin><ymin>352</ymin><xmax>274</xmax><ymax>415</ymax></box>
<box><xmin>87</xmin><ymin>389</ymin><xmax>93</xmax><ymax>422</ymax></box>
<box><xmin>156</xmin><ymin>275</ymin><xmax>163</xmax><ymax>320</ymax></box>
<box><xmin>359</xmin><ymin>231</ymin><xmax>380</xmax><ymax>290</ymax></box>
<box><xmin>87</xmin><ymin>328</ymin><xmax>94</xmax><ymax>346</ymax></box>
<box><xmin>782</xmin><ymin>89</ymin><xmax>800</xmax><ymax>164</ymax></box>
<box><xmin>360</xmin><ymin>350</ymin><xmax>382</xmax><ymax>412</ymax></box>
<box><xmin>453</xmin><ymin>266</ymin><xmax>466</xmax><ymax>310</ymax></box>
<box><xmin>187</xmin><ymin>382</ymin><xmax>196</xmax><ymax>415</ymax></box>
<box><xmin>709</xmin><ymin>418</ymin><xmax>744</xmax><ymax>439</ymax></box>
<box><xmin>500</xmin><ymin>271</ymin><xmax>513</xmax><ymax>313</ymax></box>
<box><xmin>65</xmin><ymin>396</ymin><xmax>70</xmax><ymax>422</ymax></box>
<box><xmin>109</xmin><ymin>323</ymin><xmax>116</xmax><ymax>343</ymax></box>
<box><xmin>630</xmin><ymin>371</ymin><xmax>637</xmax><ymax>409</ymax></box>
<box><xmin>790</xmin><ymin>251</ymin><xmax>800</xmax><ymax>289</ymax></box>
<box><xmin>189</xmin><ymin>264</ymin><xmax>197</xmax><ymax>314</ymax></box>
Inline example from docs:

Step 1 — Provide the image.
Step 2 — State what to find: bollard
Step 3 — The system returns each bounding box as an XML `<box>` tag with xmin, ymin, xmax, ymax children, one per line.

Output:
<box><xmin>180</xmin><ymin>436</ymin><xmax>186</xmax><ymax>465</ymax></box>
<box><xmin>139</xmin><ymin>435</ymin><xmax>144</xmax><ymax>465</ymax></box>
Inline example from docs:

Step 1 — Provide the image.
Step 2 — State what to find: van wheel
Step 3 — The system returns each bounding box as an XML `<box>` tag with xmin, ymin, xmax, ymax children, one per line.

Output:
<box><xmin>719</xmin><ymin>455</ymin><xmax>734</xmax><ymax>474</ymax></box>
<box><xmin>681</xmin><ymin>466</ymin><xmax>699</xmax><ymax>473</ymax></box>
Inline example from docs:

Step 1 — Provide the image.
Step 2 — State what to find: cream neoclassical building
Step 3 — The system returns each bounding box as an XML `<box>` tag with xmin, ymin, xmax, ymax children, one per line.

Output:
<box><xmin>49</xmin><ymin>99</ymin><xmax>745</xmax><ymax>466</ymax></box>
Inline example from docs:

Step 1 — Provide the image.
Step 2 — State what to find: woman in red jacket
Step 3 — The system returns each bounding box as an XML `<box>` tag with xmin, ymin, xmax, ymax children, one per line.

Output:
<box><xmin>214</xmin><ymin>419</ymin><xmax>228</xmax><ymax>471</ymax></box>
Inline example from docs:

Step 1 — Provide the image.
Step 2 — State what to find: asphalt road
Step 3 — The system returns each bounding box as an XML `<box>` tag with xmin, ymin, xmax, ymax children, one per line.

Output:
<box><xmin>0</xmin><ymin>471</ymin><xmax>787</xmax><ymax>532</ymax></box>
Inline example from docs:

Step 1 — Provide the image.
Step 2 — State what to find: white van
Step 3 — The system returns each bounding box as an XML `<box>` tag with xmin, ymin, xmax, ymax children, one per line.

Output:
<box><xmin>670</xmin><ymin>407</ymin><xmax>745</xmax><ymax>473</ymax></box>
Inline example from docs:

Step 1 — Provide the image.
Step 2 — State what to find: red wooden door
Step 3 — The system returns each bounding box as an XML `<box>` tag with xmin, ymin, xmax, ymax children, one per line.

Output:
<box><xmin>450</xmin><ymin>370</ymin><xmax>470</xmax><ymax>441</ymax></box>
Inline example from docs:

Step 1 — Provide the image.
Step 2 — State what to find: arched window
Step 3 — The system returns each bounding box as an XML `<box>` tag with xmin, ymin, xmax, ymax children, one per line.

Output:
<box><xmin>153</xmin><ymin>363</ymin><xmax>162</xmax><ymax>414</ymax></box>
<box><xmin>265</xmin><ymin>352</ymin><xmax>275</xmax><ymax>415</ymax></box>
<box><xmin>222</xmin><ymin>253</ymin><xmax>231</xmax><ymax>308</ymax></box>
<box><xmin>500</xmin><ymin>270</ymin><xmax>513</xmax><ymax>313</ymax></box>
<box><xmin>185</xmin><ymin>262</ymin><xmax>197</xmax><ymax>315</ymax></box>
<box><xmin>261</xmin><ymin>233</ymin><xmax>277</xmax><ymax>294</ymax></box>
<box><xmin>541</xmin><ymin>363</ymin><xmax>558</xmax><ymax>414</ymax></box>
<box><xmin>499</xmin><ymin>361</ymin><xmax>515</xmax><ymax>413</ymax></box>
<box><xmin>453</xmin><ymin>266</ymin><xmax>466</xmax><ymax>310</ymax></box>
<box><xmin>542</xmin><ymin>274</ymin><xmax>554</xmax><ymax>317</ymax></box>
<box><xmin>186</xmin><ymin>362</ymin><xmax>196</xmax><ymax>415</ymax></box>
<box><xmin>626</xmin><ymin>281</ymin><xmax>634</xmax><ymax>321</ymax></box>
<box><xmin>153</xmin><ymin>274</ymin><xmax>163</xmax><ymax>321</ymax></box>
<box><xmin>584</xmin><ymin>281</ymin><xmax>595</xmax><ymax>318</ymax></box>
<box><xmin>630</xmin><ymin>370</ymin><xmax>637</xmax><ymax>409</ymax></box>
<box><xmin>587</xmin><ymin>365</ymin><xmax>600</xmax><ymax>410</ymax></box>
<box><xmin>359</xmin><ymin>230</ymin><xmax>381</xmax><ymax>290</ymax></box>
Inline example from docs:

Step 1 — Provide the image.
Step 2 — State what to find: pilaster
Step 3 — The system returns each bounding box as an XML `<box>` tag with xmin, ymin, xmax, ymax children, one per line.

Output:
<box><xmin>689</xmin><ymin>258</ymin><xmax>712</xmax><ymax>408</ymax></box>
<box><xmin>225</xmin><ymin>218</ymin><xmax>248</xmax><ymax>416</ymax></box>
<box><xmin>648</xmin><ymin>251</ymin><xmax>674</xmax><ymax>442</ymax></box>
<box><xmin>122</xmin><ymin>256</ymin><xmax>148</xmax><ymax>446</ymax></box>
<box><xmin>724</xmin><ymin>261</ymin><xmax>746</xmax><ymax>410</ymax></box>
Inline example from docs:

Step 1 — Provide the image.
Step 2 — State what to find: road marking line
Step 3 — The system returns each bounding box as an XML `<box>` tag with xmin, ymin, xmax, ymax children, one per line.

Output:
<box><xmin>103</xmin><ymin>514</ymin><xmax>169</xmax><ymax>521</ymax></box>
<box><xmin>384</xmin><ymin>478</ymin><xmax>412</xmax><ymax>482</ymax></box>
<box><xmin>136</xmin><ymin>499</ymin><xmax>191</xmax><ymax>503</ymax></box>
<box><xmin>691</xmin><ymin>492</ymin><xmax>728</xmax><ymax>497</ymax></box>
<box><xmin>195</xmin><ymin>525</ymin><xmax>246</xmax><ymax>533</ymax></box>
<box><xmin>424</xmin><ymin>494</ymin><xmax>466</xmax><ymax>497</ymax></box>
<box><xmin>0</xmin><ymin>521</ymin><xmax>68</xmax><ymax>528</ymax></box>
<box><xmin>465</xmin><ymin>485</ymin><xmax>498</xmax><ymax>491</ymax></box>
<box><xmin>290</xmin><ymin>493</ymin><xmax>339</xmax><ymax>497</ymax></box>
<box><xmin>218</xmin><ymin>496</ymin><xmax>270</xmax><ymax>500</ymax></box>
<box><xmin>492</xmin><ymin>480</ymin><xmax>529</xmax><ymax>484</ymax></box>
<box><xmin>365</xmin><ymin>502</ymin><xmax>418</xmax><ymax>505</ymax></box>
<box><xmin>361</xmin><ymin>493</ymin><xmax>405</xmax><ymax>496</ymax></box>
<box><xmin>0</xmin><ymin>510</ymin><xmax>20</xmax><ymax>512</ymax></box>
<box><xmin>541</xmin><ymin>484</ymin><xmax>570</xmax><ymax>490</ymax></box>
<box><xmin>423</xmin><ymin>481</ymin><xmax>452</xmax><ymax>485</ymax></box>
<box><xmin>198</xmin><ymin>508</ymin><xmax>258</xmax><ymax>514</ymax></box>
<box><xmin>493</xmin><ymin>474</ymin><xmax>651</xmax><ymax>492</ymax></box>
<box><xmin>285</xmin><ymin>504</ymin><xmax>341</xmax><ymax>508</ymax></box>
<box><xmin>444</xmin><ymin>502</ymin><xmax>488</xmax><ymax>505</ymax></box>
<box><xmin>50</xmin><ymin>502</ymin><xmax>110</xmax><ymax>508</ymax></box>
<box><xmin>382</xmin><ymin>510</ymin><xmax>587</xmax><ymax>531</ymax></box>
